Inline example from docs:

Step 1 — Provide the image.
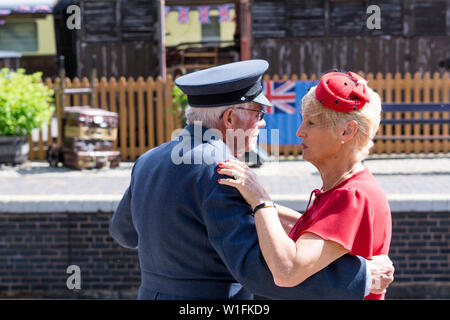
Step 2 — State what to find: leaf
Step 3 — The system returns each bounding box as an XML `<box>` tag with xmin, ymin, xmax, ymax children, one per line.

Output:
<box><xmin>0</xmin><ymin>69</ymin><xmax>54</xmax><ymax>136</ymax></box>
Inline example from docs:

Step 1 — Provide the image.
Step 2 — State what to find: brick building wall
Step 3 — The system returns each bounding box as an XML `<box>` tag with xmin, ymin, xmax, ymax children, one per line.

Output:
<box><xmin>388</xmin><ymin>212</ymin><xmax>450</xmax><ymax>299</ymax></box>
<box><xmin>0</xmin><ymin>212</ymin><xmax>140</xmax><ymax>298</ymax></box>
<box><xmin>0</xmin><ymin>211</ymin><xmax>449</xmax><ymax>299</ymax></box>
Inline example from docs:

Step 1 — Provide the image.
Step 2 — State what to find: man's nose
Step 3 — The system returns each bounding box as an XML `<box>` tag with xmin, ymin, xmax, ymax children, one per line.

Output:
<box><xmin>258</xmin><ymin>118</ymin><xmax>266</xmax><ymax>129</ymax></box>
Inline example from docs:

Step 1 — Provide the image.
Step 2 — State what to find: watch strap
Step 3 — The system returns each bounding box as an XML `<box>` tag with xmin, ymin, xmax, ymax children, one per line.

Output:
<box><xmin>252</xmin><ymin>201</ymin><xmax>276</xmax><ymax>216</ymax></box>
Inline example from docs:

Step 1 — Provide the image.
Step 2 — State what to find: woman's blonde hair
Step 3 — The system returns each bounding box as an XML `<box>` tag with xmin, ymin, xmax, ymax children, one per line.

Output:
<box><xmin>301</xmin><ymin>85</ymin><xmax>382</xmax><ymax>161</ymax></box>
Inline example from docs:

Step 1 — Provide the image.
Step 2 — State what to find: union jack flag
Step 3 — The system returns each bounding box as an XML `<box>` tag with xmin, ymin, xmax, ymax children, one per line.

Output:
<box><xmin>263</xmin><ymin>81</ymin><xmax>297</xmax><ymax>114</ymax></box>
<box><xmin>218</xmin><ymin>4</ymin><xmax>231</xmax><ymax>22</ymax></box>
<box><xmin>32</xmin><ymin>5</ymin><xmax>52</xmax><ymax>13</ymax></box>
<box><xmin>177</xmin><ymin>6</ymin><xmax>189</xmax><ymax>24</ymax></box>
<box><xmin>0</xmin><ymin>9</ymin><xmax>11</xmax><ymax>16</ymax></box>
<box><xmin>14</xmin><ymin>5</ymin><xmax>31</xmax><ymax>13</ymax></box>
<box><xmin>198</xmin><ymin>6</ymin><xmax>210</xmax><ymax>24</ymax></box>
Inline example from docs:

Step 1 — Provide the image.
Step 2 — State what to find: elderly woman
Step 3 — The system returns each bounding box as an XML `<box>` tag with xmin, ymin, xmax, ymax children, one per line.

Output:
<box><xmin>218</xmin><ymin>71</ymin><xmax>392</xmax><ymax>300</ymax></box>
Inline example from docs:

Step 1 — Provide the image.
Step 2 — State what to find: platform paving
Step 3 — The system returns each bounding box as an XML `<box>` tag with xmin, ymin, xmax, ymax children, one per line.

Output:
<box><xmin>0</xmin><ymin>155</ymin><xmax>449</xmax><ymax>213</ymax></box>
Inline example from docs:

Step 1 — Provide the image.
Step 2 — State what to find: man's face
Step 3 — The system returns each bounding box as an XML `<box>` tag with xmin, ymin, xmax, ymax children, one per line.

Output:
<box><xmin>227</xmin><ymin>102</ymin><xmax>266</xmax><ymax>157</ymax></box>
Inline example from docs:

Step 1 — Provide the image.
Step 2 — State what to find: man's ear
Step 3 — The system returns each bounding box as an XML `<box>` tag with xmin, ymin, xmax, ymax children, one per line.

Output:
<box><xmin>341</xmin><ymin>120</ymin><xmax>358</xmax><ymax>142</ymax></box>
<box><xmin>220</xmin><ymin>108</ymin><xmax>235</xmax><ymax>129</ymax></box>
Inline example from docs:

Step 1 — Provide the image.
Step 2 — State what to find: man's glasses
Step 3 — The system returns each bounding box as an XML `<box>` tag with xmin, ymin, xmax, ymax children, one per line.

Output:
<box><xmin>219</xmin><ymin>107</ymin><xmax>266</xmax><ymax>121</ymax></box>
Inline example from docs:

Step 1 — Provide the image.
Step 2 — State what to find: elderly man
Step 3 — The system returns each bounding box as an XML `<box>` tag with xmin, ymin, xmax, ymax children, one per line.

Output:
<box><xmin>110</xmin><ymin>60</ymin><xmax>394</xmax><ymax>300</ymax></box>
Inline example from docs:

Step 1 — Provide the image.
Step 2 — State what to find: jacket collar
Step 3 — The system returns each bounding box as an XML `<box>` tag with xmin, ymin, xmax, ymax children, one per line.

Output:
<box><xmin>176</xmin><ymin>123</ymin><xmax>235</xmax><ymax>159</ymax></box>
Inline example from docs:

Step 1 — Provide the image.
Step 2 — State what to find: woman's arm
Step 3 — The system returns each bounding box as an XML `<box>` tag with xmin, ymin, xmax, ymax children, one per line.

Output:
<box><xmin>277</xmin><ymin>204</ymin><xmax>301</xmax><ymax>234</ymax></box>
<box><xmin>218</xmin><ymin>160</ymin><xmax>349</xmax><ymax>287</ymax></box>
<box><xmin>253</xmin><ymin>206</ymin><xmax>348</xmax><ymax>286</ymax></box>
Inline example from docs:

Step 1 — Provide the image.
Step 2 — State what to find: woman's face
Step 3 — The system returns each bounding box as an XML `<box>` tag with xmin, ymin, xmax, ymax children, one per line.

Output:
<box><xmin>296</xmin><ymin>112</ymin><xmax>341</xmax><ymax>166</ymax></box>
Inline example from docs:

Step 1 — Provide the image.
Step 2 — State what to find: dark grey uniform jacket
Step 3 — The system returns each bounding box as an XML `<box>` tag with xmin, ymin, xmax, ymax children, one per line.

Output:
<box><xmin>110</xmin><ymin>124</ymin><xmax>368</xmax><ymax>300</ymax></box>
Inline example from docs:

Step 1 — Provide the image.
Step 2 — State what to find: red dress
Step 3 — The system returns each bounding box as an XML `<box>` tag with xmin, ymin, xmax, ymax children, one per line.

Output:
<box><xmin>288</xmin><ymin>168</ymin><xmax>392</xmax><ymax>300</ymax></box>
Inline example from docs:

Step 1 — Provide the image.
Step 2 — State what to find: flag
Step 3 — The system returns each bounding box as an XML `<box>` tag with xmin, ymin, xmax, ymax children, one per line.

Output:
<box><xmin>260</xmin><ymin>81</ymin><xmax>318</xmax><ymax>145</ymax></box>
<box><xmin>165</xmin><ymin>6</ymin><xmax>170</xmax><ymax>18</ymax></box>
<box><xmin>32</xmin><ymin>5</ymin><xmax>52</xmax><ymax>13</ymax></box>
<box><xmin>218</xmin><ymin>4</ymin><xmax>231</xmax><ymax>22</ymax></box>
<box><xmin>263</xmin><ymin>81</ymin><xmax>297</xmax><ymax>114</ymax></box>
<box><xmin>177</xmin><ymin>6</ymin><xmax>189</xmax><ymax>24</ymax></box>
<box><xmin>0</xmin><ymin>9</ymin><xmax>11</xmax><ymax>16</ymax></box>
<box><xmin>14</xmin><ymin>6</ymin><xmax>31</xmax><ymax>13</ymax></box>
<box><xmin>198</xmin><ymin>6</ymin><xmax>210</xmax><ymax>24</ymax></box>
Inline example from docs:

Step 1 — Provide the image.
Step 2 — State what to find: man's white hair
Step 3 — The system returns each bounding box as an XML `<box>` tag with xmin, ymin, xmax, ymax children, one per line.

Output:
<box><xmin>185</xmin><ymin>103</ymin><xmax>250</xmax><ymax>128</ymax></box>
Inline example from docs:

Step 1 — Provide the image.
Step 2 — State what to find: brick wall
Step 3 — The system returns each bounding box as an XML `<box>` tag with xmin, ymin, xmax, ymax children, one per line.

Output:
<box><xmin>0</xmin><ymin>211</ymin><xmax>449</xmax><ymax>299</ymax></box>
<box><xmin>387</xmin><ymin>212</ymin><xmax>450</xmax><ymax>299</ymax></box>
<box><xmin>0</xmin><ymin>212</ymin><xmax>140</xmax><ymax>298</ymax></box>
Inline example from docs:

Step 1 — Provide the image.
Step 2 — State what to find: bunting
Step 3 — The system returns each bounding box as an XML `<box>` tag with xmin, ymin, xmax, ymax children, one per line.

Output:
<box><xmin>165</xmin><ymin>6</ymin><xmax>170</xmax><ymax>18</ymax></box>
<box><xmin>177</xmin><ymin>6</ymin><xmax>190</xmax><ymax>24</ymax></box>
<box><xmin>32</xmin><ymin>5</ymin><xmax>52</xmax><ymax>13</ymax></box>
<box><xmin>0</xmin><ymin>5</ymin><xmax>52</xmax><ymax>15</ymax></box>
<box><xmin>218</xmin><ymin>4</ymin><xmax>232</xmax><ymax>22</ymax></box>
<box><xmin>173</xmin><ymin>4</ymin><xmax>234</xmax><ymax>25</ymax></box>
<box><xmin>0</xmin><ymin>9</ymin><xmax>12</xmax><ymax>16</ymax></box>
<box><xmin>14</xmin><ymin>5</ymin><xmax>31</xmax><ymax>13</ymax></box>
<box><xmin>198</xmin><ymin>6</ymin><xmax>210</xmax><ymax>24</ymax></box>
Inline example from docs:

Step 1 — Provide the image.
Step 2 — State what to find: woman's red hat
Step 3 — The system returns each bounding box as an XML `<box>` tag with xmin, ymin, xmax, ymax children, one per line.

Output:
<box><xmin>315</xmin><ymin>71</ymin><xmax>371</xmax><ymax>112</ymax></box>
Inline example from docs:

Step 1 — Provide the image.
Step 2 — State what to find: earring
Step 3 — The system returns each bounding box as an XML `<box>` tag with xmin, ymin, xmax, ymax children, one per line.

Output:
<box><xmin>341</xmin><ymin>140</ymin><xmax>345</xmax><ymax>144</ymax></box>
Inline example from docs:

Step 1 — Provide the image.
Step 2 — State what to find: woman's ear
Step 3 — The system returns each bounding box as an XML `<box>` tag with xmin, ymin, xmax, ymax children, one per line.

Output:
<box><xmin>341</xmin><ymin>120</ymin><xmax>358</xmax><ymax>142</ymax></box>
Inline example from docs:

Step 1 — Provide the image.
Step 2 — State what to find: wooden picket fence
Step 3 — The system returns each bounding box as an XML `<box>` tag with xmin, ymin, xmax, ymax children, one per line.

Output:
<box><xmin>29</xmin><ymin>72</ymin><xmax>449</xmax><ymax>162</ymax></box>
<box><xmin>29</xmin><ymin>75</ymin><xmax>181</xmax><ymax>161</ymax></box>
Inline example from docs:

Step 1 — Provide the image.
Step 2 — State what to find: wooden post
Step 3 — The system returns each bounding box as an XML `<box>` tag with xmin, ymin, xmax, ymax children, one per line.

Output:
<box><xmin>443</xmin><ymin>72</ymin><xmax>449</xmax><ymax>153</ymax></box>
<box><xmin>385</xmin><ymin>73</ymin><xmax>393</xmax><ymax>155</ymax></box>
<box><xmin>127</xmin><ymin>77</ymin><xmax>137</xmax><ymax>160</ymax></box>
<box><xmin>118</xmin><ymin>77</ymin><xmax>128</xmax><ymax>160</ymax></box>
<box><xmin>404</xmin><ymin>72</ymin><xmax>413</xmax><ymax>154</ymax></box>
<box><xmin>423</xmin><ymin>72</ymin><xmax>431</xmax><ymax>154</ymax></box>
<box><xmin>44</xmin><ymin>78</ymin><xmax>54</xmax><ymax>151</ymax></box>
<box><xmin>413</xmin><ymin>72</ymin><xmax>422</xmax><ymax>153</ymax></box>
<box><xmin>240</xmin><ymin>0</ymin><xmax>251</xmax><ymax>60</ymax></box>
<box><xmin>109</xmin><ymin>77</ymin><xmax>118</xmax><ymax>150</ymax></box>
<box><xmin>137</xmin><ymin>77</ymin><xmax>146</xmax><ymax>155</ymax></box>
<box><xmin>164</xmin><ymin>74</ymin><xmax>175</xmax><ymax>142</ymax></box>
<box><xmin>90</xmin><ymin>54</ymin><xmax>98</xmax><ymax>107</ymax></box>
<box><xmin>81</xmin><ymin>77</ymin><xmax>91</xmax><ymax>105</ymax></box>
<box><xmin>394</xmin><ymin>73</ymin><xmax>403</xmax><ymax>154</ymax></box>
<box><xmin>146</xmin><ymin>77</ymin><xmax>156</xmax><ymax>149</ymax></box>
<box><xmin>99</xmin><ymin>77</ymin><xmax>108</xmax><ymax>110</ymax></box>
<box><xmin>157</xmin><ymin>0</ymin><xmax>166</xmax><ymax>81</ymax></box>
<box><xmin>155</xmin><ymin>77</ymin><xmax>165</xmax><ymax>146</ymax></box>
<box><xmin>432</xmin><ymin>72</ymin><xmax>441</xmax><ymax>153</ymax></box>
<box><xmin>57</xmin><ymin>56</ymin><xmax>65</xmax><ymax>146</ymax></box>
<box><xmin>72</xmin><ymin>77</ymin><xmax>81</xmax><ymax>106</ymax></box>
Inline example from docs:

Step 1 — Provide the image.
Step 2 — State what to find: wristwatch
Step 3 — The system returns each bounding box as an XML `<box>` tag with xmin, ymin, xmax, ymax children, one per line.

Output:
<box><xmin>252</xmin><ymin>201</ymin><xmax>276</xmax><ymax>216</ymax></box>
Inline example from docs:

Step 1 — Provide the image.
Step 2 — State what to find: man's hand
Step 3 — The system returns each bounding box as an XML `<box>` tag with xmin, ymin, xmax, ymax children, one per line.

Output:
<box><xmin>368</xmin><ymin>255</ymin><xmax>395</xmax><ymax>294</ymax></box>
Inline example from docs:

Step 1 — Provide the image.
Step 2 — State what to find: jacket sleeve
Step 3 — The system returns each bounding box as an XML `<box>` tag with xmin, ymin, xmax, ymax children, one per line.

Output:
<box><xmin>201</xmin><ymin>175</ymin><xmax>367</xmax><ymax>300</ymax></box>
<box><xmin>109</xmin><ymin>162</ymin><xmax>139</xmax><ymax>249</ymax></box>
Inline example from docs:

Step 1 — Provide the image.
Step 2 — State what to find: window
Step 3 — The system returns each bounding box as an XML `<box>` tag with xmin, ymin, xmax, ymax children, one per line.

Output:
<box><xmin>201</xmin><ymin>15</ymin><xmax>220</xmax><ymax>42</ymax></box>
<box><xmin>0</xmin><ymin>21</ymin><xmax>38</xmax><ymax>52</ymax></box>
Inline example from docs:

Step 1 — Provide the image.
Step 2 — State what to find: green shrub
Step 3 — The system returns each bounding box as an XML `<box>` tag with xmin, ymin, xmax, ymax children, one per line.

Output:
<box><xmin>0</xmin><ymin>68</ymin><xmax>54</xmax><ymax>136</ymax></box>
<box><xmin>170</xmin><ymin>85</ymin><xmax>188</xmax><ymax>127</ymax></box>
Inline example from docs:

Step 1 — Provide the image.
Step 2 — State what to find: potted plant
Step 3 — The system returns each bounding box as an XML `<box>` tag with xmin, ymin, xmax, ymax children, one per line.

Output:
<box><xmin>0</xmin><ymin>68</ymin><xmax>54</xmax><ymax>164</ymax></box>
